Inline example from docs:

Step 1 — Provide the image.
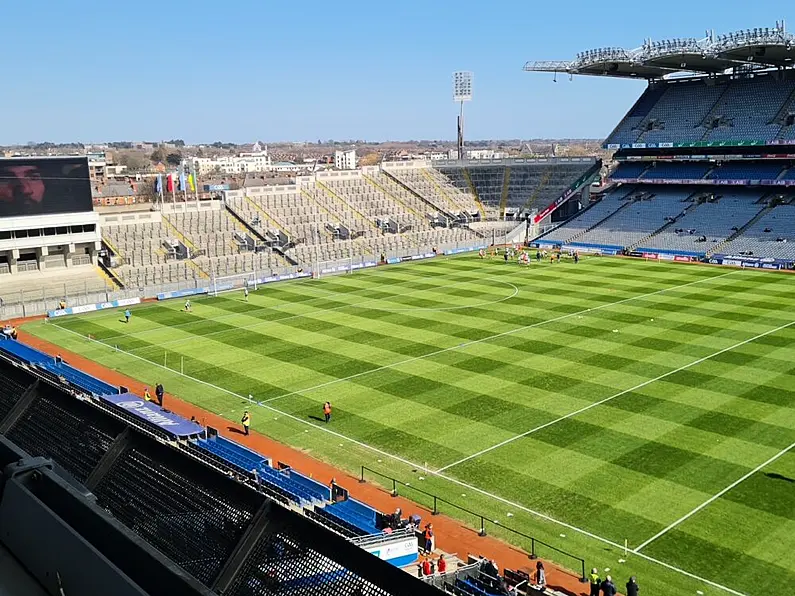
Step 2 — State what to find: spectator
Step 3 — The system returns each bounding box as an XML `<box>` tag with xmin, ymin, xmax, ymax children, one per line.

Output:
<box><xmin>601</xmin><ymin>575</ymin><xmax>617</xmax><ymax>596</ymax></box>
<box><xmin>423</xmin><ymin>524</ymin><xmax>434</xmax><ymax>554</ymax></box>
<box><xmin>535</xmin><ymin>561</ymin><xmax>546</xmax><ymax>588</ymax></box>
<box><xmin>422</xmin><ymin>558</ymin><xmax>432</xmax><ymax>576</ymax></box>
<box><xmin>626</xmin><ymin>576</ymin><xmax>639</xmax><ymax>596</ymax></box>
<box><xmin>437</xmin><ymin>554</ymin><xmax>447</xmax><ymax>574</ymax></box>
<box><xmin>589</xmin><ymin>568</ymin><xmax>601</xmax><ymax>596</ymax></box>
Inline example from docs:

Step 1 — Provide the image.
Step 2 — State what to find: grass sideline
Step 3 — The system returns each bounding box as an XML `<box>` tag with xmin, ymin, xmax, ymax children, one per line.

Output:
<box><xmin>25</xmin><ymin>255</ymin><xmax>795</xmax><ymax>596</ymax></box>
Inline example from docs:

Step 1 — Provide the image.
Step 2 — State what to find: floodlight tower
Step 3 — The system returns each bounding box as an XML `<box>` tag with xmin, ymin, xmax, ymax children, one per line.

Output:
<box><xmin>453</xmin><ymin>71</ymin><xmax>473</xmax><ymax>160</ymax></box>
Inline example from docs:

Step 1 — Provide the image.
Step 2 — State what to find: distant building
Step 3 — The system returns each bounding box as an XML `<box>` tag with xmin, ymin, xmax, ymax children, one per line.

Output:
<box><xmin>334</xmin><ymin>149</ymin><xmax>357</xmax><ymax>170</ymax></box>
<box><xmin>87</xmin><ymin>152</ymin><xmax>111</xmax><ymax>184</ymax></box>
<box><xmin>184</xmin><ymin>146</ymin><xmax>271</xmax><ymax>176</ymax></box>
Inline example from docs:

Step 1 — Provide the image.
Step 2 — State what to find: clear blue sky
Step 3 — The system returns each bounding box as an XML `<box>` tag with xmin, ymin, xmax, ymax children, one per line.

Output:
<box><xmin>3</xmin><ymin>0</ymin><xmax>791</xmax><ymax>144</ymax></box>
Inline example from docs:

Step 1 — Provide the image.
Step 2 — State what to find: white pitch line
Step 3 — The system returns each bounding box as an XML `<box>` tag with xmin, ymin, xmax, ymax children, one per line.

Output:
<box><xmin>257</xmin><ymin>270</ymin><xmax>740</xmax><ymax>405</ymax></box>
<box><xmin>438</xmin><ymin>319</ymin><xmax>795</xmax><ymax>473</ymax></box>
<box><xmin>45</xmin><ymin>321</ymin><xmax>746</xmax><ymax>596</ymax></box>
<box><xmin>132</xmin><ymin>274</ymin><xmax>522</xmax><ymax>353</ymax></box>
<box><xmin>634</xmin><ymin>440</ymin><xmax>795</xmax><ymax>553</ymax></box>
<box><xmin>97</xmin><ymin>262</ymin><xmax>487</xmax><ymax>344</ymax></box>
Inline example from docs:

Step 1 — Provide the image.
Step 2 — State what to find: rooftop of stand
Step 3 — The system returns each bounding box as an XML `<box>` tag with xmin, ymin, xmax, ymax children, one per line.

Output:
<box><xmin>525</xmin><ymin>23</ymin><xmax>795</xmax><ymax>79</ymax></box>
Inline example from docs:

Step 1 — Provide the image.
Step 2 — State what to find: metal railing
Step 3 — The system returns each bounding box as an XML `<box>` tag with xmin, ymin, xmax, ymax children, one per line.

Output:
<box><xmin>359</xmin><ymin>466</ymin><xmax>587</xmax><ymax>583</ymax></box>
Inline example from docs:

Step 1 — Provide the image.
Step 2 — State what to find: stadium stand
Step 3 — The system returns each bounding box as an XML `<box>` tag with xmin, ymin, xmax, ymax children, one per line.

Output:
<box><xmin>437</xmin><ymin>158</ymin><xmax>599</xmax><ymax>218</ymax></box>
<box><xmin>604</xmin><ymin>74</ymin><xmax>795</xmax><ymax>146</ymax></box>
<box><xmin>640</xmin><ymin>162</ymin><xmax>711</xmax><ymax>180</ymax></box>
<box><xmin>0</xmin><ymin>340</ymin><xmax>442</xmax><ymax>595</ymax></box>
<box><xmin>717</xmin><ymin>203</ymin><xmax>795</xmax><ymax>260</ymax></box>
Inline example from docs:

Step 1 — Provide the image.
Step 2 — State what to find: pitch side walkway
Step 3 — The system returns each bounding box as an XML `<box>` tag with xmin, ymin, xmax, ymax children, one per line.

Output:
<box><xmin>19</xmin><ymin>330</ymin><xmax>591</xmax><ymax>596</ymax></box>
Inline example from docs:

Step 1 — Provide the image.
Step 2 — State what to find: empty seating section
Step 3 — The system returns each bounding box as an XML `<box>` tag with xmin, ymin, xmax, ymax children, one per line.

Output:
<box><xmin>709</xmin><ymin>162</ymin><xmax>786</xmax><ymax>180</ymax></box>
<box><xmin>605</xmin><ymin>76</ymin><xmax>795</xmax><ymax>146</ymax></box>
<box><xmin>0</xmin><ymin>364</ymin><xmax>32</xmax><ymax>421</ymax></box>
<box><xmin>6</xmin><ymin>390</ymin><xmax>118</xmax><ymax>483</ymax></box>
<box><xmin>322</xmin><ymin>175</ymin><xmax>425</xmax><ymax>231</ymax></box>
<box><xmin>638</xmin><ymin>191</ymin><xmax>765</xmax><ymax>254</ymax></box>
<box><xmin>638</xmin><ymin>81</ymin><xmax>725</xmax><ymax>144</ymax></box>
<box><xmin>323</xmin><ymin>499</ymin><xmax>380</xmax><ymax>535</ymax></box>
<box><xmin>539</xmin><ymin>188</ymin><xmax>634</xmax><ymax>244</ymax></box>
<box><xmin>104</xmin><ymin>220</ymin><xmax>200</xmax><ymax>287</ymax></box>
<box><xmin>573</xmin><ymin>188</ymin><xmax>694</xmax><ymax>248</ymax></box>
<box><xmin>606</xmin><ymin>85</ymin><xmax>667</xmax><ymax>146</ymax></box>
<box><xmin>227</xmin><ymin>174</ymin><xmax>479</xmax><ymax>267</ymax></box>
<box><xmin>94</xmin><ymin>446</ymin><xmax>258</xmax><ymax>586</ymax></box>
<box><xmin>612</xmin><ymin>162</ymin><xmax>649</xmax><ymax>179</ymax></box>
<box><xmin>702</xmin><ymin>77</ymin><xmax>795</xmax><ymax>142</ymax></box>
<box><xmin>641</xmin><ymin>162</ymin><xmax>710</xmax><ymax>180</ymax></box>
<box><xmin>719</xmin><ymin>205</ymin><xmax>795</xmax><ymax>260</ymax></box>
<box><xmin>193</xmin><ymin>436</ymin><xmax>325</xmax><ymax>505</ymax></box>
<box><xmin>384</xmin><ymin>166</ymin><xmax>480</xmax><ymax>215</ymax></box>
<box><xmin>450</xmin><ymin>167</ymin><xmax>502</xmax><ymax>210</ymax></box>
<box><xmin>506</xmin><ymin>163</ymin><xmax>592</xmax><ymax>210</ymax></box>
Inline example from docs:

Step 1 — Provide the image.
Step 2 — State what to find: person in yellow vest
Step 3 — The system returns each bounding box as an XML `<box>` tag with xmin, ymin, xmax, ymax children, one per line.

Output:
<box><xmin>589</xmin><ymin>568</ymin><xmax>601</xmax><ymax>596</ymax></box>
<box><xmin>241</xmin><ymin>410</ymin><xmax>251</xmax><ymax>436</ymax></box>
<box><xmin>143</xmin><ymin>387</ymin><xmax>152</xmax><ymax>402</ymax></box>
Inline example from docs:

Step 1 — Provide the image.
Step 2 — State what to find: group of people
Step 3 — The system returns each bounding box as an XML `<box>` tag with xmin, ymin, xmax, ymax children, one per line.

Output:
<box><xmin>478</xmin><ymin>246</ymin><xmax>580</xmax><ymax>265</ymax></box>
<box><xmin>1</xmin><ymin>324</ymin><xmax>18</xmax><ymax>340</ymax></box>
<box><xmin>589</xmin><ymin>568</ymin><xmax>640</xmax><ymax>596</ymax></box>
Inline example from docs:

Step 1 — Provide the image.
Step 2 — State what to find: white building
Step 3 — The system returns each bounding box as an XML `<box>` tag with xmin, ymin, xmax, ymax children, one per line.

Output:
<box><xmin>334</xmin><ymin>149</ymin><xmax>357</xmax><ymax>170</ymax></box>
<box><xmin>185</xmin><ymin>145</ymin><xmax>271</xmax><ymax>176</ymax></box>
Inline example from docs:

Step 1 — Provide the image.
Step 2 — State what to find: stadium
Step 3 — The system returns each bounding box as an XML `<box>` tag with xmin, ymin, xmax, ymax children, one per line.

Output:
<box><xmin>1</xmin><ymin>22</ymin><xmax>794</xmax><ymax>596</ymax></box>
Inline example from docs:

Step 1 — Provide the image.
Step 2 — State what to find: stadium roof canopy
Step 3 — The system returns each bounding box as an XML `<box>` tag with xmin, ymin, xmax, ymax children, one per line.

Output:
<box><xmin>525</xmin><ymin>23</ymin><xmax>795</xmax><ymax>79</ymax></box>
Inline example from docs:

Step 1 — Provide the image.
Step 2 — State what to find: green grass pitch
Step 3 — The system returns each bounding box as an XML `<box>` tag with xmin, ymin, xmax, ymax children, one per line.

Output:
<box><xmin>25</xmin><ymin>255</ymin><xmax>795</xmax><ymax>596</ymax></box>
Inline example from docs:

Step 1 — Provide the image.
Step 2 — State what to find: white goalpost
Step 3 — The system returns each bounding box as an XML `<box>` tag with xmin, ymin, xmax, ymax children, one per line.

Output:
<box><xmin>209</xmin><ymin>271</ymin><xmax>260</xmax><ymax>297</ymax></box>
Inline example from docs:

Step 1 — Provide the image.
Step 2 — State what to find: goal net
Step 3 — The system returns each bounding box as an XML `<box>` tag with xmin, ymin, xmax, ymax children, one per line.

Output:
<box><xmin>209</xmin><ymin>271</ymin><xmax>259</xmax><ymax>297</ymax></box>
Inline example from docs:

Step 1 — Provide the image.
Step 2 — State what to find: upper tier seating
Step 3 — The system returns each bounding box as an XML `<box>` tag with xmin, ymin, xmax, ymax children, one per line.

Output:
<box><xmin>640</xmin><ymin>162</ymin><xmax>711</xmax><ymax>180</ymax></box>
<box><xmin>606</xmin><ymin>75</ymin><xmax>795</xmax><ymax>146</ymax></box>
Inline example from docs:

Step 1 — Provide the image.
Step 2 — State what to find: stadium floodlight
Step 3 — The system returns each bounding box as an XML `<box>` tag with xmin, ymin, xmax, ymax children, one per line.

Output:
<box><xmin>452</xmin><ymin>71</ymin><xmax>473</xmax><ymax>160</ymax></box>
<box><xmin>453</xmin><ymin>71</ymin><xmax>473</xmax><ymax>102</ymax></box>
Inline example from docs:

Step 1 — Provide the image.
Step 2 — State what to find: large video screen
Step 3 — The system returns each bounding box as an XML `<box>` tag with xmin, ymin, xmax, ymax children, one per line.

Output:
<box><xmin>0</xmin><ymin>157</ymin><xmax>93</xmax><ymax>217</ymax></box>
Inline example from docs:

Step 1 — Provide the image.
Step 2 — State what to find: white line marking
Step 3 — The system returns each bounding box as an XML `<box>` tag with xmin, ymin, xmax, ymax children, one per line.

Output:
<box><xmin>256</xmin><ymin>270</ymin><xmax>740</xmax><ymax>405</ymax></box>
<box><xmin>438</xmin><ymin>319</ymin><xmax>795</xmax><ymax>473</ymax></box>
<box><xmin>96</xmin><ymin>262</ymin><xmax>484</xmax><ymax>343</ymax></box>
<box><xmin>45</xmin><ymin>321</ymin><xmax>747</xmax><ymax>596</ymax></box>
<box><xmin>634</xmin><ymin>440</ymin><xmax>795</xmax><ymax>552</ymax></box>
<box><xmin>124</xmin><ymin>268</ymin><xmax>523</xmax><ymax>352</ymax></box>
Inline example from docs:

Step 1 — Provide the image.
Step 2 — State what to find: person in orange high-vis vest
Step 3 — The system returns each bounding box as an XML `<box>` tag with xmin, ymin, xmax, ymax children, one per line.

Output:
<box><xmin>323</xmin><ymin>402</ymin><xmax>331</xmax><ymax>423</ymax></box>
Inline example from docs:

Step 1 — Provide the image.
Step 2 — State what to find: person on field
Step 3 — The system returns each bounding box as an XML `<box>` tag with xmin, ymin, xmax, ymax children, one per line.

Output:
<box><xmin>244</xmin><ymin>286</ymin><xmax>249</xmax><ymax>301</ymax></box>
<box><xmin>241</xmin><ymin>410</ymin><xmax>251</xmax><ymax>436</ymax></box>
<box><xmin>323</xmin><ymin>402</ymin><xmax>332</xmax><ymax>423</ymax></box>
<box><xmin>589</xmin><ymin>568</ymin><xmax>601</xmax><ymax>596</ymax></box>
<box><xmin>503</xmin><ymin>250</ymin><xmax>509</xmax><ymax>263</ymax></box>
<box><xmin>124</xmin><ymin>309</ymin><xmax>131</xmax><ymax>324</ymax></box>
<box><xmin>574</xmin><ymin>251</ymin><xmax>580</xmax><ymax>264</ymax></box>
<box><xmin>185</xmin><ymin>299</ymin><xmax>191</xmax><ymax>312</ymax></box>
<box><xmin>600</xmin><ymin>575</ymin><xmax>617</xmax><ymax>596</ymax></box>
<box><xmin>626</xmin><ymin>576</ymin><xmax>639</xmax><ymax>596</ymax></box>
<box><xmin>143</xmin><ymin>387</ymin><xmax>152</xmax><ymax>402</ymax></box>
<box><xmin>155</xmin><ymin>383</ymin><xmax>164</xmax><ymax>407</ymax></box>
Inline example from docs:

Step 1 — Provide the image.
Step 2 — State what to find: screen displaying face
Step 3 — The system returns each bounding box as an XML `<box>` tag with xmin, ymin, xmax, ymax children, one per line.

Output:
<box><xmin>0</xmin><ymin>157</ymin><xmax>92</xmax><ymax>217</ymax></box>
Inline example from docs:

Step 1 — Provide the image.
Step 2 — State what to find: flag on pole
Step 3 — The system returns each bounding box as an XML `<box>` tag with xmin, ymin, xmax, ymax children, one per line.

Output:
<box><xmin>188</xmin><ymin>173</ymin><xmax>196</xmax><ymax>193</ymax></box>
<box><xmin>180</xmin><ymin>172</ymin><xmax>187</xmax><ymax>193</ymax></box>
<box><xmin>166</xmin><ymin>173</ymin><xmax>174</xmax><ymax>193</ymax></box>
<box><xmin>155</xmin><ymin>174</ymin><xmax>163</xmax><ymax>195</ymax></box>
